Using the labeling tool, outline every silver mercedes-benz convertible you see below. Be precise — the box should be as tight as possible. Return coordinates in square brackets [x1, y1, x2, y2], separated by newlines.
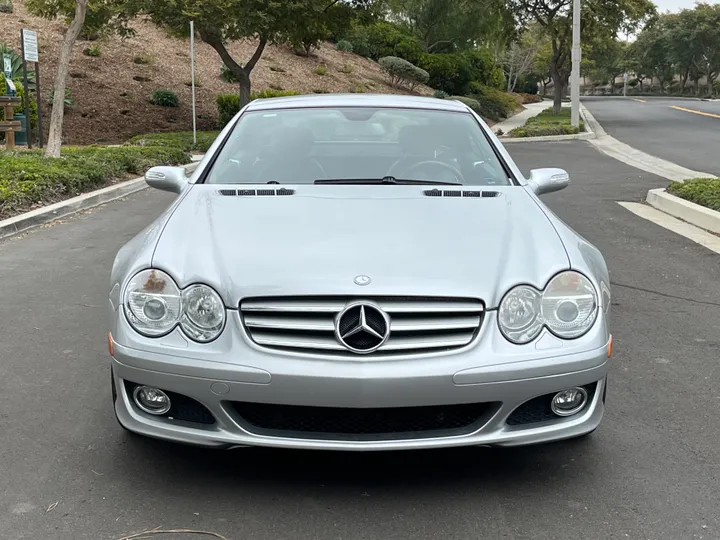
[108, 94, 612, 450]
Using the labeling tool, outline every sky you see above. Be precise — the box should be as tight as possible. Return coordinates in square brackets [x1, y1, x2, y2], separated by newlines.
[653, 0, 718, 12]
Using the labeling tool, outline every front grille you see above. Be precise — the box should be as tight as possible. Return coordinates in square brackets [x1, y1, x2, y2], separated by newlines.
[240, 296, 484, 357]
[230, 402, 497, 440]
[506, 384, 597, 426]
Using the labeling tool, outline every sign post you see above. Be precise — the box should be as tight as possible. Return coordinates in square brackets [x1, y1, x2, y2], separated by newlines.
[20, 29, 42, 148]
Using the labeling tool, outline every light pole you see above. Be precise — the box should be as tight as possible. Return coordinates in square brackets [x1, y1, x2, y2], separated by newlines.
[570, 0, 581, 128]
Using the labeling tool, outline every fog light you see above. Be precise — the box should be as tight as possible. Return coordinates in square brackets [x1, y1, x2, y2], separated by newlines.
[133, 386, 171, 415]
[551, 387, 588, 417]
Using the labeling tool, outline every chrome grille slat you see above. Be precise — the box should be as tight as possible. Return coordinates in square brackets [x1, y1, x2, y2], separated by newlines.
[241, 296, 484, 357]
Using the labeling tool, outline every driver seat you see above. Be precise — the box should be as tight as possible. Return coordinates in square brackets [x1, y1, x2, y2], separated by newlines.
[387, 125, 438, 178]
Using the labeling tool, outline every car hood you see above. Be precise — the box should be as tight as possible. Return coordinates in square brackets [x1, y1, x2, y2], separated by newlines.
[152, 185, 569, 308]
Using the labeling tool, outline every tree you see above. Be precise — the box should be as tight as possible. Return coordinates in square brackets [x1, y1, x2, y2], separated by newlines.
[504, 39, 539, 93]
[692, 2, 720, 95]
[387, 0, 516, 54]
[25, 0, 133, 157]
[135, 0, 346, 107]
[509, 0, 655, 113]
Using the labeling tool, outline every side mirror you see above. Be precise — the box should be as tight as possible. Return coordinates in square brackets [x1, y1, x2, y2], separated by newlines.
[144, 166, 188, 194]
[528, 168, 570, 195]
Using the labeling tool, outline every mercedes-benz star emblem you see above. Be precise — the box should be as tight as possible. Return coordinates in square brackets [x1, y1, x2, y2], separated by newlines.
[354, 275, 371, 286]
[335, 303, 390, 354]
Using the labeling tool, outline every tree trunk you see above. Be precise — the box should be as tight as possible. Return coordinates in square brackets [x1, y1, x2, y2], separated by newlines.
[238, 70, 251, 108]
[551, 71, 563, 115]
[44, 0, 88, 158]
[638, 78, 644, 93]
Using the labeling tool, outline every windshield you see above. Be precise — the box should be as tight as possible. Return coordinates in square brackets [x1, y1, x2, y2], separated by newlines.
[204, 107, 512, 186]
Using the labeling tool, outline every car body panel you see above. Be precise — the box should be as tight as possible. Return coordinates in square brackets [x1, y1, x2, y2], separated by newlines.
[149, 185, 569, 309]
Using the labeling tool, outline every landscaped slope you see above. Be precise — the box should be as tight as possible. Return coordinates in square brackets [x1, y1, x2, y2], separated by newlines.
[2, 0, 432, 144]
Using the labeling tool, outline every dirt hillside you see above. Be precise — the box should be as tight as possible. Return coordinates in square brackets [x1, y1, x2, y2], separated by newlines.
[2, 1, 432, 144]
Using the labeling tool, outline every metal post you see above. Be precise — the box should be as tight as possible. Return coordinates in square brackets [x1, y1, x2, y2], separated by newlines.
[570, 0, 581, 128]
[20, 29, 32, 148]
[35, 61, 43, 148]
[190, 20, 197, 145]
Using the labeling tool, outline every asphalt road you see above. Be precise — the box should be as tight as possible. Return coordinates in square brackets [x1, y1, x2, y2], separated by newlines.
[2, 142, 720, 540]
[582, 96, 720, 176]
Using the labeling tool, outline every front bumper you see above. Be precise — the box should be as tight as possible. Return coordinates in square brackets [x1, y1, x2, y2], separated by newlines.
[110, 311, 611, 450]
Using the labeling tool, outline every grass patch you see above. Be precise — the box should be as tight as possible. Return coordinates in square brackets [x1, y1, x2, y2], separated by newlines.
[0, 145, 189, 219]
[666, 177, 720, 212]
[126, 131, 219, 153]
[509, 107, 583, 137]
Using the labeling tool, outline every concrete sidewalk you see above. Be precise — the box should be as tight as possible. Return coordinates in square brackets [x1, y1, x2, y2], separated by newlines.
[492, 101, 549, 134]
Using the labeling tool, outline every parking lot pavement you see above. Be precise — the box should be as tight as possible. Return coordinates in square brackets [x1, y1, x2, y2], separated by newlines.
[1, 141, 719, 540]
[582, 96, 720, 176]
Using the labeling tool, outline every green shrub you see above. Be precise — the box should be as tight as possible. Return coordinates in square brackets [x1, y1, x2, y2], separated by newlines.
[666, 178, 720, 212]
[418, 53, 473, 95]
[0, 43, 24, 79]
[0, 75, 38, 129]
[216, 90, 300, 126]
[468, 83, 519, 121]
[463, 49, 504, 89]
[220, 64, 237, 83]
[336, 40, 353, 53]
[133, 54, 151, 65]
[150, 89, 179, 107]
[450, 96, 483, 117]
[0, 0, 13, 13]
[509, 125, 580, 137]
[0, 146, 189, 218]
[338, 63, 353, 74]
[314, 64, 328, 76]
[83, 45, 100, 57]
[379, 56, 429, 90]
[126, 131, 219, 153]
[48, 88, 74, 107]
[433, 89, 449, 99]
[344, 21, 423, 64]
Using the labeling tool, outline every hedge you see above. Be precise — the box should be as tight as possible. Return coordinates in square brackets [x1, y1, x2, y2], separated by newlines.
[418, 50, 504, 96]
[343, 21, 423, 65]
[216, 89, 300, 127]
[666, 177, 720, 212]
[468, 83, 520, 121]
[379, 56, 429, 90]
[0, 145, 189, 219]
[126, 131, 220, 153]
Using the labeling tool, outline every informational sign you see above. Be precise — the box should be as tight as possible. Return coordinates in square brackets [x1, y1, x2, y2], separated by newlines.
[22, 29, 39, 63]
[3, 55, 11, 78]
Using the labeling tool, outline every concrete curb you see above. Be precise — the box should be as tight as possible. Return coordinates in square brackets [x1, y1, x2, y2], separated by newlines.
[0, 162, 199, 241]
[582, 105, 716, 183]
[646, 188, 720, 235]
[499, 104, 595, 143]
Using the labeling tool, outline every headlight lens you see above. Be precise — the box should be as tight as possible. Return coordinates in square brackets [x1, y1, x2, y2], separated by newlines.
[123, 270, 225, 342]
[124, 269, 182, 336]
[542, 272, 598, 338]
[498, 285, 543, 343]
[181, 284, 225, 342]
[498, 271, 598, 343]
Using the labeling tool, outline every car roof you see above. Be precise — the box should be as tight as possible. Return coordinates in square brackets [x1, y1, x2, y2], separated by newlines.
[244, 93, 470, 113]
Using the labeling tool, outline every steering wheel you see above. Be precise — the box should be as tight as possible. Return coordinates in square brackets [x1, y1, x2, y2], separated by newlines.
[396, 160, 465, 184]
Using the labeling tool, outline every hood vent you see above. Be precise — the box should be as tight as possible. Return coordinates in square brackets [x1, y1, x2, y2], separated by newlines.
[423, 189, 500, 198]
[218, 188, 296, 197]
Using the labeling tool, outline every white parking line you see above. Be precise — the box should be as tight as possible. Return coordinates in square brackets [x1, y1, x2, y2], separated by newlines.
[618, 202, 720, 255]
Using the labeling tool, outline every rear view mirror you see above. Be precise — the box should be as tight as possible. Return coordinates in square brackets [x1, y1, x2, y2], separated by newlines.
[528, 168, 570, 195]
[144, 166, 188, 194]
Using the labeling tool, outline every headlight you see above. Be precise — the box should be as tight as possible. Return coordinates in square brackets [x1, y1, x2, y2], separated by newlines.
[498, 271, 598, 343]
[181, 284, 225, 342]
[123, 270, 225, 342]
[498, 285, 543, 343]
[124, 269, 182, 337]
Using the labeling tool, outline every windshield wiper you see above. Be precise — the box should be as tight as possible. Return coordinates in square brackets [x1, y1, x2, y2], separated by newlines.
[314, 176, 462, 186]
